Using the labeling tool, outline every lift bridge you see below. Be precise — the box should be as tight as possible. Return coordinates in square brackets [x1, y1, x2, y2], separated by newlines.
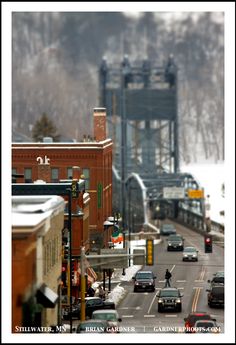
[99, 55, 206, 233]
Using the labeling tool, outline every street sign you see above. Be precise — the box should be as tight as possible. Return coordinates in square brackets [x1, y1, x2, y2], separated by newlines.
[188, 189, 204, 199]
[99, 249, 128, 269]
[133, 249, 145, 265]
[163, 187, 185, 199]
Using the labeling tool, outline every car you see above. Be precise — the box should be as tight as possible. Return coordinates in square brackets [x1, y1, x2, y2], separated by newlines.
[208, 271, 224, 286]
[206, 285, 224, 308]
[62, 297, 115, 320]
[167, 234, 184, 251]
[184, 312, 216, 333]
[182, 246, 198, 261]
[160, 223, 176, 236]
[91, 310, 122, 332]
[132, 270, 156, 292]
[193, 320, 220, 333]
[76, 320, 109, 333]
[157, 287, 183, 312]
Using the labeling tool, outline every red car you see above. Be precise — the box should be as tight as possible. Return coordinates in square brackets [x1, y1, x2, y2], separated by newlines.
[184, 312, 216, 333]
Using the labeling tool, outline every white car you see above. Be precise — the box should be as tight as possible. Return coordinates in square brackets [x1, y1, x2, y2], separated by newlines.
[91, 309, 122, 332]
[182, 246, 198, 261]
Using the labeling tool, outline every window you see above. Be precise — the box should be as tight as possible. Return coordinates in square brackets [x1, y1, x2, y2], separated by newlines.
[82, 168, 90, 189]
[67, 167, 73, 179]
[51, 168, 59, 182]
[12, 168, 17, 183]
[24, 168, 32, 183]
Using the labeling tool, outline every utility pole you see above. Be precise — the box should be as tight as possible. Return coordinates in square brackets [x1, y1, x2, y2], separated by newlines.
[66, 188, 73, 333]
[80, 246, 86, 321]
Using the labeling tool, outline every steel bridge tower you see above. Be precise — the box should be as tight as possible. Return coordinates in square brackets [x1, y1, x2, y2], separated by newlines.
[99, 55, 203, 232]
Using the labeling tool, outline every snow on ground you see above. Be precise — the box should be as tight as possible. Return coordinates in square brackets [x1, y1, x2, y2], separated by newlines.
[92, 239, 161, 306]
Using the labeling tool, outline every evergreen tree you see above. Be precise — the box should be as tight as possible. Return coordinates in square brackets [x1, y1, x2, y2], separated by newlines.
[32, 113, 60, 142]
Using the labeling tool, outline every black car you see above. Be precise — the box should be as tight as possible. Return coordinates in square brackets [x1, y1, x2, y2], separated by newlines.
[167, 234, 184, 251]
[132, 271, 156, 292]
[62, 297, 115, 320]
[208, 271, 224, 286]
[206, 285, 224, 308]
[157, 287, 183, 312]
[160, 223, 177, 236]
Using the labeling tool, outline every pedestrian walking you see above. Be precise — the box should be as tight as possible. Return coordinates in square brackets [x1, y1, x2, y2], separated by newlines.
[165, 269, 172, 287]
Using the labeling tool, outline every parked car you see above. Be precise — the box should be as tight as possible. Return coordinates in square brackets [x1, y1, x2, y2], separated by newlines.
[157, 287, 183, 312]
[206, 285, 224, 308]
[91, 310, 122, 332]
[167, 234, 184, 251]
[193, 320, 220, 333]
[184, 312, 216, 333]
[160, 223, 176, 236]
[182, 246, 198, 261]
[132, 270, 156, 292]
[76, 320, 109, 333]
[62, 297, 115, 320]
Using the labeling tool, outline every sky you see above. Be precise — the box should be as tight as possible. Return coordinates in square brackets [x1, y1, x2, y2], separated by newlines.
[1, 2, 235, 344]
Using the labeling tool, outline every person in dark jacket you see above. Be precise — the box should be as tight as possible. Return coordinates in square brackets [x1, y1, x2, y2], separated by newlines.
[87, 284, 95, 297]
[165, 269, 172, 287]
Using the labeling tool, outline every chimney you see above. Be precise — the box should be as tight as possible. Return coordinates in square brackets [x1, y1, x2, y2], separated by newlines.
[93, 107, 106, 141]
[37, 156, 51, 182]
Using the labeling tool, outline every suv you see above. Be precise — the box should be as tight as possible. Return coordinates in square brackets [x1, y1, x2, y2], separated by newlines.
[208, 271, 224, 286]
[184, 312, 216, 333]
[160, 223, 176, 236]
[132, 271, 156, 292]
[167, 234, 184, 251]
[206, 285, 224, 308]
[157, 287, 183, 312]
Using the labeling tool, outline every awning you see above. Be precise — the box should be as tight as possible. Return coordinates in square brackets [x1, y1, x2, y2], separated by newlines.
[36, 283, 58, 308]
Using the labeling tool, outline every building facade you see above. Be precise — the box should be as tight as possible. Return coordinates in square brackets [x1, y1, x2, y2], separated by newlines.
[12, 195, 65, 332]
[12, 108, 113, 251]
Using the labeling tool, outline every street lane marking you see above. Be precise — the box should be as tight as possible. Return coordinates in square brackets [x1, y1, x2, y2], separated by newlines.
[147, 292, 158, 314]
[122, 315, 134, 318]
[176, 280, 186, 282]
[144, 315, 155, 317]
[165, 315, 177, 318]
[170, 265, 175, 273]
[194, 280, 204, 282]
[192, 287, 201, 312]
[159, 280, 165, 283]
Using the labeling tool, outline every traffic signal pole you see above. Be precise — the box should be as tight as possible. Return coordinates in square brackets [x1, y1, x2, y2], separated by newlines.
[80, 246, 86, 321]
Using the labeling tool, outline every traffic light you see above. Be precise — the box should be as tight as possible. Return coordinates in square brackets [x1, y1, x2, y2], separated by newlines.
[146, 239, 154, 265]
[204, 235, 212, 253]
[64, 245, 69, 260]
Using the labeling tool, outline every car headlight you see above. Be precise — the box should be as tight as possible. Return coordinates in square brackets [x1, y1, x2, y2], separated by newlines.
[184, 254, 188, 257]
[179, 243, 183, 246]
[192, 254, 196, 257]
[176, 298, 181, 303]
[168, 243, 171, 245]
[158, 298, 163, 303]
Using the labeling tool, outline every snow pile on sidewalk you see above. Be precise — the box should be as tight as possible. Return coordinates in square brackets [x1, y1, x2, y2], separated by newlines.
[107, 285, 127, 306]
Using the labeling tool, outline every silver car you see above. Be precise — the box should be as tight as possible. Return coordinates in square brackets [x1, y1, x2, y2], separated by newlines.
[182, 246, 198, 261]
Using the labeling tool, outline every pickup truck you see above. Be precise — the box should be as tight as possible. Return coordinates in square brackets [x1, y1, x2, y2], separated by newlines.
[62, 297, 115, 320]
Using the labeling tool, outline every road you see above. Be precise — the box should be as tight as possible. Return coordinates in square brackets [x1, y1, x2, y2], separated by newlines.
[116, 221, 224, 333]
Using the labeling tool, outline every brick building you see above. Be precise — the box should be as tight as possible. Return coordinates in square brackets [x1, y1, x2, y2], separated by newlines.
[12, 108, 113, 251]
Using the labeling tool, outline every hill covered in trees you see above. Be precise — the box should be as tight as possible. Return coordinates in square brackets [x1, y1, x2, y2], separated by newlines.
[12, 12, 224, 163]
